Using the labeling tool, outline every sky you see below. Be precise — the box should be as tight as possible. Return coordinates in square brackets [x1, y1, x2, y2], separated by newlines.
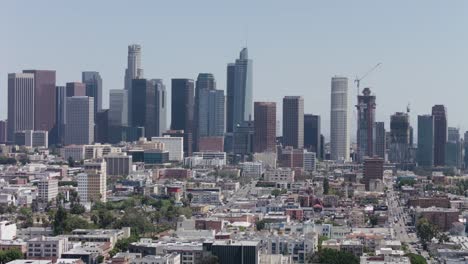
[1, 0, 468, 140]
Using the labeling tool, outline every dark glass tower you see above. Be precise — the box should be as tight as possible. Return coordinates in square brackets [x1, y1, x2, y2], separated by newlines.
[82, 71, 103, 117]
[282, 96, 304, 149]
[304, 114, 321, 158]
[254, 102, 276, 153]
[432, 105, 447, 167]
[131, 79, 156, 138]
[171, 79, 195, 155]
[356, 87, 376, 162]
[417, 115, 434, 167]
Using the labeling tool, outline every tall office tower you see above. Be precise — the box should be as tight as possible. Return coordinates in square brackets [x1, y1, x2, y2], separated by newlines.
[356, 87, 376, 162]
[282, 96, 304, 149]
[374, 122, 386, 160]
[65, 96, 94, 145]
[446, 127, 462, 168]
[95, 110, 109, 143]
[330, 76, 349, 161]
[23, 70, 56, 134]
[124, 44, 144, 90]
[388, 112, 410, 164]
[233, 120, 254, 156]
[171, 79, 194, 156]
[66, 82, 86, 97]
[82, 71, 103, 115]
[7, 73, 35, 142]
[53, 86, 66, 145]
[0, 120, 6, 144]
[417, 115, 434, 167]
[226, 47, 253, 132]
[195, 73, 216, 150]
[320, 134, 325, 160]
[109, 89, 128, 127]
[151, 79, 167, 136]
[131, 79, 156, 138]
[432, 105, 447, 167]
[304, 114, 321, 158]
[253, 102, 276, 153]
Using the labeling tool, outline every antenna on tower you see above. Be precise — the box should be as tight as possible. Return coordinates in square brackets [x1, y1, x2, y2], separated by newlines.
[244, 25, 249, 47]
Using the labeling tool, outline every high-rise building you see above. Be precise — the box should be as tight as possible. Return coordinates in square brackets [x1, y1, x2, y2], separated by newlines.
[233, 120, 254, 156]
[417, 115, 434, 168]
[66, 82, 86, 97]
[226, 48, 253, 132]
[82, 71, 103, 116]
[356, 87, 376, 162]
[124, 44, 144, 90]
[77, 171, 106, 203]
[54, 86, 66, 144]
[330, 76, 349, 161]
[131, 79, 156, 138]
[432, 105, 447, 167]
[151, 79, 167, 137]
[171, 79, 194, 156]
[7, 73, 35, 142]
[23, 70, 56, 135]
[446, 127, 462, 169]
[253, 102, 276, 153]
[363, 157, 384, 191]
[282, 96, 304, 149]
[195, 73, 225, 151]
[374, 122, 386, 160]
[65, 96, 94, 145]
[0, 120, 6, 144]
[464, 132, 468, 170]
[109, 89, 128, 127]
[95, 110, 109, 143]
[304, 114, 321, 158]
[37, 178, 58, 202]
[388, 112, 410, 164]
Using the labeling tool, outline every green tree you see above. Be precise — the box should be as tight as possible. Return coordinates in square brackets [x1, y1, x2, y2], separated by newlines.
[70, 203, 86, 214]
[369, 215, 378, 227]
[53, 206, 68, 235]
[0, 248, 24, 263]
[416, 217, 439, 249]
[318, 248, 359, 264]
[323, 177, 329, 195]
[256, 220, 266, 231]
[406, 253, 427, 264]
[68, 156, 75, 167]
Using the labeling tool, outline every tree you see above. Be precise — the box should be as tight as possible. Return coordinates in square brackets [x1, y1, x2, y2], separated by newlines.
[406, 253, 427, 264]
[53, 206, 68, 235]
[0, 248, 24, 263]
[68, 156, 75, 167]
[369, 215, 378, 227]
[256, 220, 266, 231]
[70, 203, 86, 214]
[318, 248, 359, 264]
[323, 177, 329, 195]
[416, 217, 439, 249]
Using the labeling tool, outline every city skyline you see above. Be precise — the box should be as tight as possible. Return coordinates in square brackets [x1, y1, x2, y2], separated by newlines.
[2, 1, 468, 138]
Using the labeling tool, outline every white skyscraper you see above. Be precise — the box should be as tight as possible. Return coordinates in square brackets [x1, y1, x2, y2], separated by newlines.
[124, 44, 144, 125]
[330, 76, 349, 161]
[65, 96, 94, 145]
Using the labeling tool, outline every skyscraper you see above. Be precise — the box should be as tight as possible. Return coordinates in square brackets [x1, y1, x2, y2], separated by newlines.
[195, 73, 220, 150]
[226, 48, 253, 132]
[82, 71, 103, 116]
[330, 76, 349, 161]
[254, 102, 276, 153]
[446, 127, 462, 168]
[7, 73, 35, 142]
[66, 82, 86, 97]
[109, 89, 128, 127]
[432, 105, 447, 167]
[151, 79, 167, 137]
[171, 79, 195, 156]
[23, 70, 56, 135]
[388, 112, 410, 164]
[54, 85, 66, 144]
[374, 122, 386, 160]
[131, 79, 156, 138]
[464, 132, 468, 170]
[95, 110, 109, 143]
[0, 120, 6, 144]
[356, 87, 376, 162]
[282, 96, 304, 149]
[65, 96, 94, 145]
[124, 44, 144, 125]
[417, 115, 434, 167]
[304, 114, 321, 158]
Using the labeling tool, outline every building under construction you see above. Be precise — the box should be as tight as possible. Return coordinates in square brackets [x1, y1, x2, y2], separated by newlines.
[356, 87, 376, 163]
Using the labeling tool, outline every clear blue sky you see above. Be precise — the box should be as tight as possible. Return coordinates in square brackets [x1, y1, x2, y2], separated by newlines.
[1, 0, 468, 139]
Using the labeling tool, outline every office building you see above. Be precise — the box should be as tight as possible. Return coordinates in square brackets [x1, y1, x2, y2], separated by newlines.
[330, 76, 349, 161]
[207, 240, 259, 264]
[388, 112, 410, 164]
[65, 96, 94, 145]
[152, 79, 167, 136]
[282, 96, 304, 149]
[54, 86, 66, 144]
[27, 236, 69, 260]
[432, 105, 447, 167]
[23, 70, 56, 135]
[104, 154, 133, 177]
[151, 136, 184, 161]
[131, 79, 157, 137]
[171, 79, 194, 155]
[356, 88, 376, 162]
[82, 71, 103, 115]
[14, 130, 48, 148]
[0, 120, 6, 144]
[7, 73, 35, 142]
[226, 47, 253, 132]
[66, 82, 86, 97]
[374, 122, 386, 160]
[464, 132, 468, 170]
[124, 44, 144, 90]
[363, 157, 384, 191]
[233, 120, 254, 156]
[304, 114, 321, 158]
[95, 110, 109, 143]
[254, 102, 276, 153]
[37, 178, 58, 202]
[77, 172, 106, 203]
[417, 115, 434, 167]
[109, 89, 128, 127]
[303, 151, 317, 172]
[195, 73, 216, 150]
[446, 127, 462, 169]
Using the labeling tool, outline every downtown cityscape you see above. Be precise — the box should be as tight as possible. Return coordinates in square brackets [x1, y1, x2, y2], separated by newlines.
[1, 2, 468, 264]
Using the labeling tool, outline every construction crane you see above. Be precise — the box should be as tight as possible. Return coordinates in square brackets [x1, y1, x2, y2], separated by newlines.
[354, 63, 382, 95]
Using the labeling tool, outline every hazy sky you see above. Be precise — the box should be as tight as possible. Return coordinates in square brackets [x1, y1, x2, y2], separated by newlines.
[1, 0, 468, 139]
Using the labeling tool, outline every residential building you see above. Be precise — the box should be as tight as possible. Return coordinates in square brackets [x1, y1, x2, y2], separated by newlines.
[356, 88, 376, 162]
[363, 157, 384, 191]
[37, 178, 58, 202]
[77, 172, 106, 203]
[27, 236, 69, 260]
